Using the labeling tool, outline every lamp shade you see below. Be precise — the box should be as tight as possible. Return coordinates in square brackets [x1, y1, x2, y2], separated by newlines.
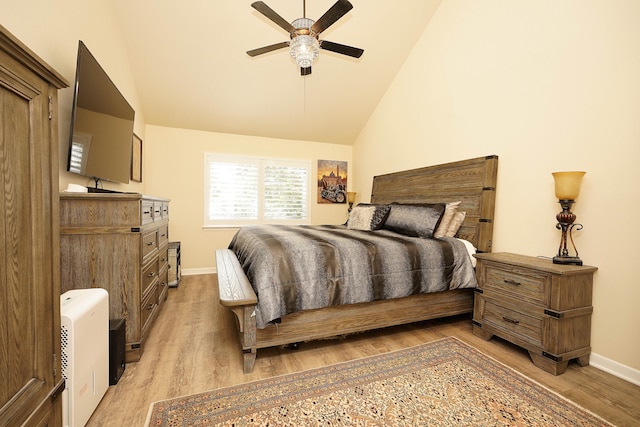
[347, 192, 357, 204]
[552, 171, 586, 200]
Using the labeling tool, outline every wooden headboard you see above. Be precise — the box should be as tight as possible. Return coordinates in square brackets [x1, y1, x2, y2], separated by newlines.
[370, 155, 498, 253]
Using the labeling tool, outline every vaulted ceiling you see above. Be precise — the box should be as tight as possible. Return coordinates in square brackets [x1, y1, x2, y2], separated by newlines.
[111, 0, 442, 145]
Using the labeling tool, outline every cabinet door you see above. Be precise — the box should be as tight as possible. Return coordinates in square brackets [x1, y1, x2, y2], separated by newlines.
[0, 47, 63, 426]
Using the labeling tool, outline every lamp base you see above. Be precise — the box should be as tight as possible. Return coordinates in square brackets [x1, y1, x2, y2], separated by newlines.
[553, 255, 583, 266]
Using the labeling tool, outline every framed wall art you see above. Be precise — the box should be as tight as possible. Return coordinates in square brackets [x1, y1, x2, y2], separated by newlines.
[317, 159, 347, 204]
[131, 133, 142, 182]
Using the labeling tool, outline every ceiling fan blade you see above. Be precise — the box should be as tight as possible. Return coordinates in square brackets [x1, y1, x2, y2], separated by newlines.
[311, 0, 353, 35]
[319, 40, 363, 58]
[247, 41, 290, 57]
[301, 66, 312, 76]
[251, 1, 295, 33]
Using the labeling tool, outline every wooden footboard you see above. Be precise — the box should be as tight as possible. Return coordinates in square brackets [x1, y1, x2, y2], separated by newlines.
[216, 249, 258, 373]
[216, 249, 474, 373]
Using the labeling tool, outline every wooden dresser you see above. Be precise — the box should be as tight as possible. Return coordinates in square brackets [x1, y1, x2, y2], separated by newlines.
[1, 24, 68, 427]
[60, 193, 170, 362]
[472, 252, 597, 375]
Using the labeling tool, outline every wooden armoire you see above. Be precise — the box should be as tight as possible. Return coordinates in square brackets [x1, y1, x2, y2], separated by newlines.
[0, 25, 69, 426]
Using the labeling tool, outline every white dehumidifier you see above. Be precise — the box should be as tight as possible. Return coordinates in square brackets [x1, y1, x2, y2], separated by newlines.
[60, 288, 109, 427]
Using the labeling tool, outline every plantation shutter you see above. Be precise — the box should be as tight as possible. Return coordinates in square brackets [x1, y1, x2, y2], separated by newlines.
[205, 154, 310, 226]
[263, 160, 309, 221]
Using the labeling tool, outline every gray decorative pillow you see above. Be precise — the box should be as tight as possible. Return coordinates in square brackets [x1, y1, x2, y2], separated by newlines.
[383, 203, 446, 238]
[347, 204, 391, 231]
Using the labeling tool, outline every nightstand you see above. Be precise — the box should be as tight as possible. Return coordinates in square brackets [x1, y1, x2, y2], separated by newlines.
[472, 252, 598, 375]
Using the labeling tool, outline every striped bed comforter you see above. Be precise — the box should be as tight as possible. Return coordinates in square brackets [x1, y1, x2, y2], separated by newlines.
[228, 224, 477, 329]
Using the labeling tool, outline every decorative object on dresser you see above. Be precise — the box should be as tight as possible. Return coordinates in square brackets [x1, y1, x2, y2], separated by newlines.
[552, 171, 586, 265]
[60, 193, 170, 362]
[218, 155, 498, 373]
[472, 252, 597, 375]
[0, 24, 69, 426]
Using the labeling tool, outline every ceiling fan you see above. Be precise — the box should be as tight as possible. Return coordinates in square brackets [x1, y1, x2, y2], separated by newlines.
[247, 0, 364, 75]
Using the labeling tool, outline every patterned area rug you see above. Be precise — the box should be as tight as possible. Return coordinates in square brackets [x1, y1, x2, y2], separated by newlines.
[145, 337, 611, 426]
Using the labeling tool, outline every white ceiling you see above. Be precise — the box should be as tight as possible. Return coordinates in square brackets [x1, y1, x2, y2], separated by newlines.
[112, 0, 442, 145]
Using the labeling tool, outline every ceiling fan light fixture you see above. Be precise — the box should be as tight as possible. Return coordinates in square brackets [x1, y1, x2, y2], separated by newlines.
[248, 1, 363, 74]
[290, 34, 320, 68]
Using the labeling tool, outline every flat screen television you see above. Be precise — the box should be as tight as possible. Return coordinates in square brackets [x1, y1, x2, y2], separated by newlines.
[67, 41, 135, 186]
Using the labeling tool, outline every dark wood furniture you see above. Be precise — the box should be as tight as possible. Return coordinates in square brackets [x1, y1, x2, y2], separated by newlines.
[472, 252, 597, 375]
[59, 193, 170, 362]
[218, 155, 498, 373]
[0, 24, 68, 426]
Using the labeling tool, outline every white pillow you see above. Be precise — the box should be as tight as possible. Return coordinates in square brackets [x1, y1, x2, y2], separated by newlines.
[434, 201, 461, 238]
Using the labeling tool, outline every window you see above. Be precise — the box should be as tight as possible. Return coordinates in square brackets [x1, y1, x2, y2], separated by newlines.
[204, 154, 311, 227]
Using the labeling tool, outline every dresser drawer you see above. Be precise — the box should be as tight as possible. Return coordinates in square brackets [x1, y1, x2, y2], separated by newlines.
[478, 295, 544, 347]
[158, 224, 169, 246]
[483, 263, 549, 304]
[140, 285, 158, 334]
[142, 229, 158, 260]
[141, 258, 159, 298]
[141, 200, 154, 225]
[158, 262, 169, 304]
[153, 201, 162, 221]
[158, 244, 169, 269]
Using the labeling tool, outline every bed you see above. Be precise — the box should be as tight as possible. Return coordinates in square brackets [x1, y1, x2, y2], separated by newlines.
[216, 155, 498, 373]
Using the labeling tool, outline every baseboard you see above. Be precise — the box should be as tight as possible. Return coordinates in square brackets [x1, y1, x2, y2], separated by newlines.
[182, 267, 215, 276]
[590, 352, 640, 386]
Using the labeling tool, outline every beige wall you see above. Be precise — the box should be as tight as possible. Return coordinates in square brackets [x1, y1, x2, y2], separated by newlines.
[353, 1, 640, 374]
[2, 0, 146, 194]
[143, 125, 352, 272]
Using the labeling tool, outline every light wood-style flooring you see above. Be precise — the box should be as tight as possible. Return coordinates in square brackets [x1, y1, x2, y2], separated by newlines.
[88, 274, 640, 426]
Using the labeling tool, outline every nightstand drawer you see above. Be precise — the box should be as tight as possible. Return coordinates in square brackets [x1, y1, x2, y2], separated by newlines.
[479, 296, 543, 346]
[483, 264, 549, 304]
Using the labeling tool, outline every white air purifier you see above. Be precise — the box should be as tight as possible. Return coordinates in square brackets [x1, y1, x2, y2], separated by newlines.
[60, 288, 109, 427]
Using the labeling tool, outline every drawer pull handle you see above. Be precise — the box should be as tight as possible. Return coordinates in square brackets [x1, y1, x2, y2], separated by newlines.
[147, 272, 156, 278]
[503, 316, 520, 324]
[503, 279, 522, 286]
[148, 303, 155, 310]
[147, 241, 154, 246]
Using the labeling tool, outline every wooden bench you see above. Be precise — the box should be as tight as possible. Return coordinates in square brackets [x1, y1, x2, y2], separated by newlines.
[216, 249, 258, 372]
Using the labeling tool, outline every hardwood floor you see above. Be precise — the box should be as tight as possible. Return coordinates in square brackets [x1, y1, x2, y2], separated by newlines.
[88, 274, 640, 426]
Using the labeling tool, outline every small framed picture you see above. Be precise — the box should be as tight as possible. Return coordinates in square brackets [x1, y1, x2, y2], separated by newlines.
[131, 133, 142, 182]
[317, 159, 348, 204]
